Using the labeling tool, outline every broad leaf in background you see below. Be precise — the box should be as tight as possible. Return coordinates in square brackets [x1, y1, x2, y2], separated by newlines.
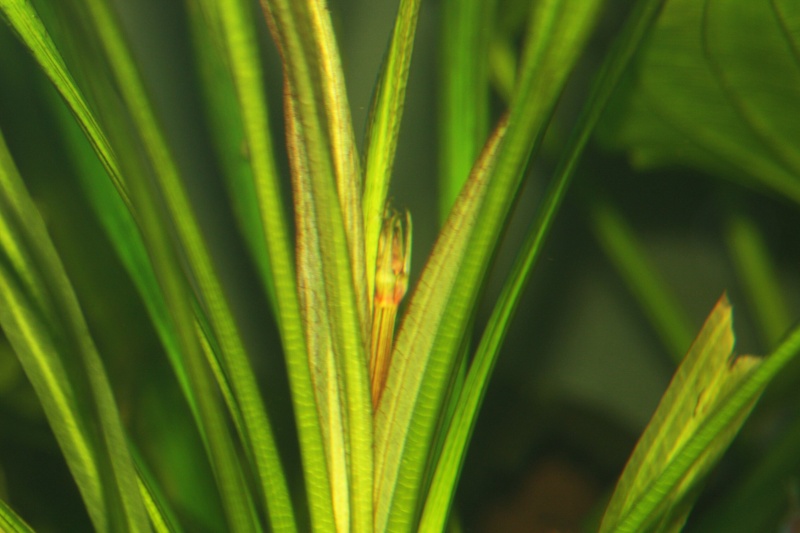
[598, 0, 800, 205]
[599, 295, 764, 533]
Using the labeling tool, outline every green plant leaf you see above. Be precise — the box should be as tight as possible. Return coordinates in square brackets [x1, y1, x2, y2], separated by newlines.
[65, 0, 295, 528]
[598, 0, 800, 205]
[49, 90, 199, 425]
[374, 117, 506, 533]
[186, 0, 278, 313]
[48, 76, 259, 532]
[4, 1, 277, 529]
[418, 2, 668, 528]
[0, 128, 149, 532]
[375, 4, 606, 531]
[598, 295, 765, 532]
[0, 0, 129, 208]
[132, 446, 185, 533]
[0, 497, 34, 533]
[261, 1, 372, 530]
[362, 0, 421, 300]
[437, 0, 494, 223]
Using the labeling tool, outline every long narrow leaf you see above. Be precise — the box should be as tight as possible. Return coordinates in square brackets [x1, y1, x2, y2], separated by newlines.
[288, 95, 347, 531]
[362, 0, 422, 303]
[438, 0, 494, 223]
[0, 0, 129, 208]
[112, 132, 260, 533]
[48, 90, 199, 424]
[9, 2, 265, 529]
[71, 0, 294, 528]
[0, 128, 149, 532]
[0, 498, 34, 533]
[261, 1, 373, 530]
[418, 2, 667, 528]
[375, 2, 605, 531]
[186, 0, 279, 312]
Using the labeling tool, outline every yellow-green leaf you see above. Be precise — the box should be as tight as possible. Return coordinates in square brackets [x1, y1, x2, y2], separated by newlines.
[362, 0, 422, 303]
[599, 295, 763, 532]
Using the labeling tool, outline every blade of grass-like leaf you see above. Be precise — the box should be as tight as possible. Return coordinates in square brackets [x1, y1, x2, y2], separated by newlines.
[375, 2, 604, 530]
[724, 210, 791, 348]
[262, 0, 369, 331]
[7, 3, 268, 529]
[262, 1, 373, 530]
[286, 93, 345, 532]
[113, 133, 260, 533]
[374, 117, 507, 533]
[131, 446, 185, 533]
[48, 91, 199, 423]
[438, 0, 494, 223]
[418, 3, 667, 528]
[0, 129, 150, 532]
[190, 0, 339, 530]
[185, 0, 278, 312]
[0, 498, 33, 533]
[591, 199, 694, 361]
[73, 0, 296, 528]
[52, 78, 271, 526]
[598, 295, 766, 532]
[0, 0, 129, 208]
[362, 0, 421, 302]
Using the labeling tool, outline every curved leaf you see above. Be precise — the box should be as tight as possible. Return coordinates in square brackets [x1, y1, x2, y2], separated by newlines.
[599, 0, 800, 205]
[71, 0, 292, 528]
[0, 128, 149, 532]
[0, 0, 129, 207]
